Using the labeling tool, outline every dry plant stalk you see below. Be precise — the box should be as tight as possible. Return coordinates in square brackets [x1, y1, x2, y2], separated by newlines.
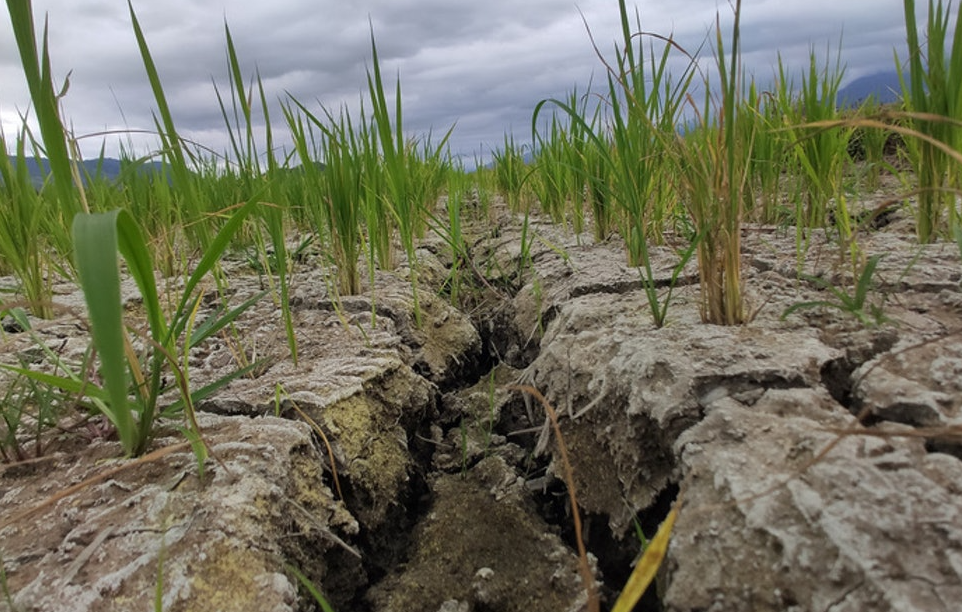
[0, 441, 191, 531]
[282, 398, 345, 501]
[509, 384, 599, 612]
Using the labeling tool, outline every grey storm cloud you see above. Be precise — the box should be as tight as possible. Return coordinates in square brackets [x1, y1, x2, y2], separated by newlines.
[0, 0, 913, 163]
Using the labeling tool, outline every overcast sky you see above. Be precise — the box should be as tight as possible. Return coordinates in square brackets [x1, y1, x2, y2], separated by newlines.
[0, 1, 915, 166]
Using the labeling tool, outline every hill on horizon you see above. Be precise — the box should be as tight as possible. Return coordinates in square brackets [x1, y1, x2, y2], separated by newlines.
[6, 156, 169, 189]
[837, 70, 904, 107]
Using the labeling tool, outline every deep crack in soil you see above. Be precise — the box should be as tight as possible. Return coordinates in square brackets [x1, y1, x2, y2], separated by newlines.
[2, 191, 962, 612]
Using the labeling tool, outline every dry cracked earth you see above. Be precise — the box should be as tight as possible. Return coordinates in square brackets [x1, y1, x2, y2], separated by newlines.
[1, 184, 962, 612]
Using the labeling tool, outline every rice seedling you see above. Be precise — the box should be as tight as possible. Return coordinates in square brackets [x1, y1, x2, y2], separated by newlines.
[849, 96, 898, 192]
[492, 134, 531, 212]
[531, 112, 574, 225]
[470, 157, 495, 219]
[582, 139, 613, 242]
[0, 352, 66, 462]
[0, 370, 32, 462]
[367, 35, 437, 325]
[125, 0, 221, 256]
[424, 162, 472, 304]
[0, 200, 263, 458]
[777, 47, 852, 231]
[597, 4, 692, 260]
[561, 86, 608, 240]
[531, 87, 612, 239]
[0, 132, 59, 319]
[739, 80, 792, 225]
[316, 107, 365, 296]
[781, 253, 887, 326]
[216, 24, 299, 364]
[671, 0, 751, 325]
[772, 47, 867, 281]
[534, 0, 696, 327]
[899, 0, 962, 243]
[354, 112, 397, 276]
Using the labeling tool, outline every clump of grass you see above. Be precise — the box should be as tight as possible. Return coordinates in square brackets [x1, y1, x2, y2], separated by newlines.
[773, 46, 864, 279]
[672, 0, 751, 325]
[0, 132, 59, 319]
[777, 46, 852, 231]
[366, 33, 453, 326]
[218, 24, 299, 364]
[899, 0, 962, 242]
[492, 134, 532, 212]
[284, 29, 451, 325]
[739, 82, 786, 224]
[531, 112, 574, 225]
[69, 205, 262, 456]
[127, 2, 201, 248]
[286, 100, 366, 297]
[533, 0, 695, 327]
[424, 161, 473, 305]
[0, 353, 63, 463]
[782, 254, 887, 326]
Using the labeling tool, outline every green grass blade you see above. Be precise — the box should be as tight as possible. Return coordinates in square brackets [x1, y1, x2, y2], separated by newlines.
[0, 363, 108, 402]
[115, 210, 166, 341]
[853, 254, 882, 307]
[285, 564, 336, 612]
[5, 1, 77, 220]
[72, 210, 138, 455]
[172, 198, 261, 339]
[188, 289, 269, 348]
[160, 360, 265, 416]
[127, 0, 204, 247]
[127, 0, 187, 184]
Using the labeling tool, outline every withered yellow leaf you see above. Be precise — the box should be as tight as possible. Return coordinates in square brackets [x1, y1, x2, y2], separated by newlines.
[611, 505, 679, 612]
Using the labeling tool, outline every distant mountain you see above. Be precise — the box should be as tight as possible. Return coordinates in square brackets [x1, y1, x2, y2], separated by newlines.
[837, 70, 904, 107]
[5, 156, 168, 189]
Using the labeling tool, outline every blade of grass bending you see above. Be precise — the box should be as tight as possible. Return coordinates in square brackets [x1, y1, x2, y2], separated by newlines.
[0, 363, 108, 403]
[127, 0, 189, 190]
[188, 289, 270, 348]
[73, 210, 138, 455]
[127, 0, 209, 249]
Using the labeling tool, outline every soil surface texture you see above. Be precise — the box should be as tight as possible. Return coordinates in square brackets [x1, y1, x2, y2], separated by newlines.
[2, 188, 961, 612]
